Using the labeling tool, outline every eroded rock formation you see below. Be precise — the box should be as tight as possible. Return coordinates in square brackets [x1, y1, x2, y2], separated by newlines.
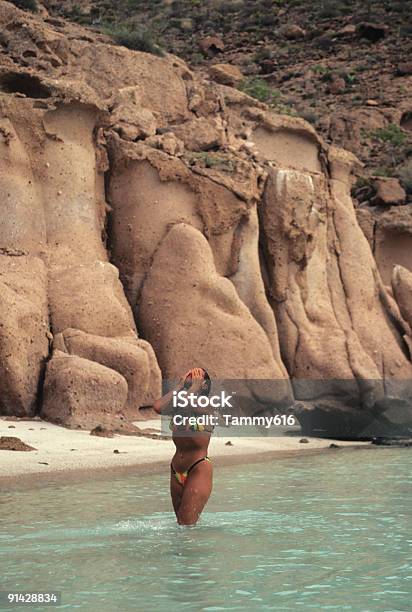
[0, 1, 411, 436]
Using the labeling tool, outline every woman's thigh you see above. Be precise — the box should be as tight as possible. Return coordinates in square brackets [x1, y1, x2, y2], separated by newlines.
[177, 461, 213, 525]
[170, 472, 183, 516]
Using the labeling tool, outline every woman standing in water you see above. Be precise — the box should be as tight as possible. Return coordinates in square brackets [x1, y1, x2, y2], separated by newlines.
[153, 368, 213, 526]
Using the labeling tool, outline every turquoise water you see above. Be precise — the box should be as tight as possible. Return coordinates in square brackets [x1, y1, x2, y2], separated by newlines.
[1, 448, 411, 611]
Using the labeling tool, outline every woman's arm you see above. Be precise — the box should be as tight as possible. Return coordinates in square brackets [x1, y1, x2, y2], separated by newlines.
[152, 371, 193, 415]
[152, 369, 207, 415]
[152, 386, 180, 415]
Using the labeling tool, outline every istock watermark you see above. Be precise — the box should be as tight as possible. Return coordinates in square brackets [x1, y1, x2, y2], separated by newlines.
[172, 390, 234, 409]
[161, 380, 299, 437]
[159, 377, 412, 438]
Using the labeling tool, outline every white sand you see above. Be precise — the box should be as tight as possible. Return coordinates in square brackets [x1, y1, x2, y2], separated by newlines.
[0, 417, 371, 485]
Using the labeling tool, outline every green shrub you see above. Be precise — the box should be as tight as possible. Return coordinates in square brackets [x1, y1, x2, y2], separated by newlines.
[400, 25, 412, 37]
[312, 64, 330, 75]
[372, 166, 395, 178]
[317, 1, 342, 19]
[215, 0, 243, 14]
[320, 70, 333, 82]
[343, 72, 358, 85]
[104, 25, 165, 56]
[253, 47, 272, 62]
[351, 175, 374, 200]
[353, 176, 373, 190]
[185, 152, 236, 172]
[10, 0, 38, 11]
[300, 109, 319, 125]
[239, 77, 281, 105]
[190, 52, 204, 65]
[371, 124, 407, 146]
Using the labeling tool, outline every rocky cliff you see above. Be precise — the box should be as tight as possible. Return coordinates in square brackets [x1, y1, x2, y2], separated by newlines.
[1, 0, 411, 437]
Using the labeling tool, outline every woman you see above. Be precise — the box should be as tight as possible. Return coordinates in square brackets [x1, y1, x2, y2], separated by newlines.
[153, 368, 213, 526]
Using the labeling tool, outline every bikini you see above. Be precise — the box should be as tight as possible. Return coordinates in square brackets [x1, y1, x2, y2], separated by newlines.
[171, 456, 212, 487]
[169, 414, 214, 486]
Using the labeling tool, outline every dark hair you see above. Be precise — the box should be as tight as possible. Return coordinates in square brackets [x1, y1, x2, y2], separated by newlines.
[200, 369, 211, 397]
[183, 368, 211, 396]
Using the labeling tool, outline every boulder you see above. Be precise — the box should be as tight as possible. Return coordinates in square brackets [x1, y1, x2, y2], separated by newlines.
[356, 22, 388, 42]
[282, 25, 306, 40]
[171, 116, 225, 151]
[0, 437, 36, 451]
[295, 401, 412, 439]
[199, 35, 225, 56]
[57, 328, 161, 411]
[110, 86, 157, 141]
[41, 352, 129, 429]
[90, 425, 114, 438]
[336, 24, 356, 37]
[209, 63, 244, 87]
[328, 107, 386, 155]
[372, 177, 406, 206]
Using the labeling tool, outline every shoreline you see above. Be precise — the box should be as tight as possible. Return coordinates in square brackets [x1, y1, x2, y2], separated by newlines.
[1, 417, 374, 489]
[2, 445, 377, 490]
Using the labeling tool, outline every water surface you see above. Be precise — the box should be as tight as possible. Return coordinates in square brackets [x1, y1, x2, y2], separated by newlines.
[1, 448, 411, 611]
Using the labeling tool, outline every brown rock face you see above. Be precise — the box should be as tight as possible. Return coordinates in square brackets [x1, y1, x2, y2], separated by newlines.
[0, 256, 48, 417]
[209, 64, 244, 87]
[372, 178, 407, 206]
[139, 224, 287, 378]
[0, 1, 412, 437]
[374, 205, 412, 284]
[42, 352, 129, 429]
[392, 266, 412, 330]
[57, 329, 160, 411]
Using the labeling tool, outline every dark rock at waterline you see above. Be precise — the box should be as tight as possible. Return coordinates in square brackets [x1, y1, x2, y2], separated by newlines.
[372, 437, 412, 447]
[294, 400, 412, 440]
[90, 425, 114, 438]
[0, 436, 36, 451]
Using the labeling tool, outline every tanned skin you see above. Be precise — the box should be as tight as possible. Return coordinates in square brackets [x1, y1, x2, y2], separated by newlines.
[153, 368, 213, 526]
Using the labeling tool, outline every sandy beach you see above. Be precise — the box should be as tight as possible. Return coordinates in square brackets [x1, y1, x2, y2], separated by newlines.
[0, 416, 373, 486]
